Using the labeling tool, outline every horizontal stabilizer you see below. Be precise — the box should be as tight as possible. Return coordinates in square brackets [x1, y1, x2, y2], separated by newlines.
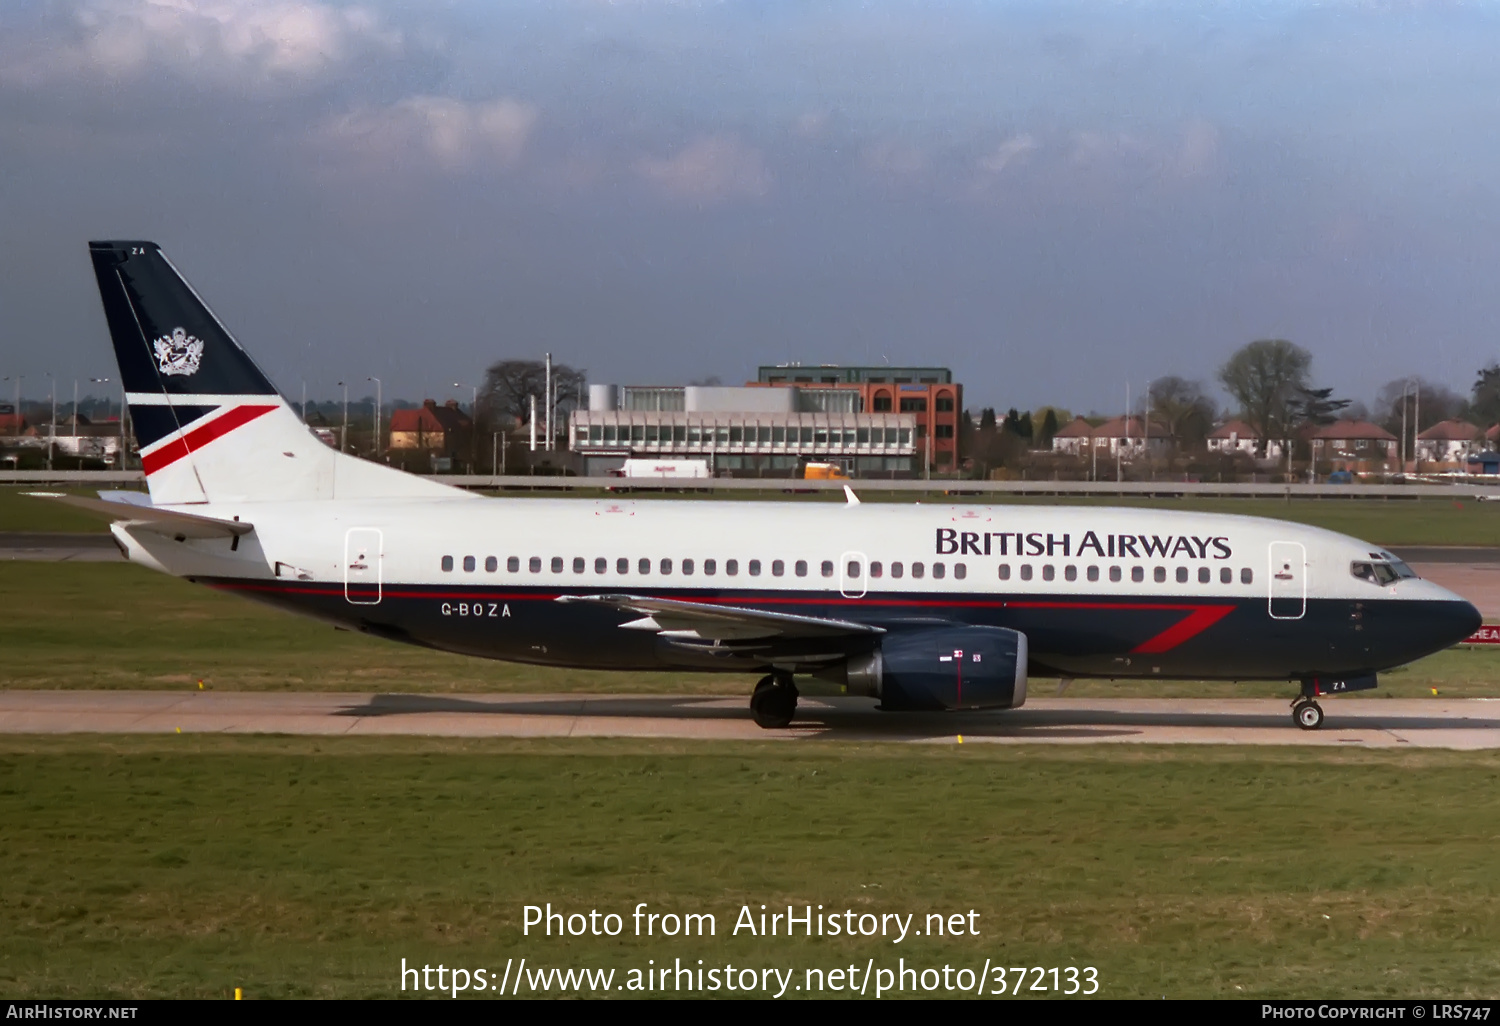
[22, 492, 253, 538]
[557, 593, 884, 641]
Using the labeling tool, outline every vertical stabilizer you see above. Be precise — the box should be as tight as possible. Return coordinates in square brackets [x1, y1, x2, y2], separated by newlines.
[88, 241, 465, 505]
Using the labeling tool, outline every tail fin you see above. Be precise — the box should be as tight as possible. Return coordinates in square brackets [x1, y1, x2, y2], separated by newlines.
[89, 241, 464, 506]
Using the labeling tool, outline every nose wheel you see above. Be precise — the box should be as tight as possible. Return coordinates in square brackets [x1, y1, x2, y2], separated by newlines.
[1292, 699, 1324, 730]
[750, 673, 799, 729]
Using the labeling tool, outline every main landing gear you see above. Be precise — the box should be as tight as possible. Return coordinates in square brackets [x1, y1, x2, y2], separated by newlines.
[750, 673, 799, 729]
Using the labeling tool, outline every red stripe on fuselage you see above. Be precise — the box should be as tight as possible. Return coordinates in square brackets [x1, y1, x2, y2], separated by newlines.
[207, 579, 1236, 653]
[1130, 604, 1235, 654]
[141, 404, 278, 475]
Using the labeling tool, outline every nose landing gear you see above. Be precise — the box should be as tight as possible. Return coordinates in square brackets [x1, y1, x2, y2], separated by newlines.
[750, 673, 799, 729]
[1291, 673, 1378, 730]
[1292, 699, 1324, 730]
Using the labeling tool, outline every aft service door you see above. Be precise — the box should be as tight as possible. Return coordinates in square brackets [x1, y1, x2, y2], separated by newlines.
[1268, 541, 1306, 620]
[839, 551, 868, 599]
[344, 528, 383, 605]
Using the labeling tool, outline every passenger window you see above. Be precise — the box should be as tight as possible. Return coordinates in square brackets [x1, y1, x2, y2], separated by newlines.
[463, 556, 476, 572]
[1197, 566, 1210, 584]
[821, 560, 835, 578]
[704, 559, 716, 576]
[683, 558, 695, 575]
[795, 560, 808, 577]
[953, 563, 966, 580]
[572, 557, 585, 574]
[911, 562, 925, 579]
[749, 559, 761, 576]
[1220, 567, 1232, 584]
[595, 557, 607, 574]
[1109, 566, 1121, 583]
[998, 564, 1011, 581]
[1153, 566, 1166, 583]
[661, 558, 673, 575]
[1020, 564, 1033, 581]
[639, 557, 651, 575]
[870, 561, 883, 578]
[891, 562, 904, 579]
[1086, 565, 1098, 582]
[507, 556, 520, 573]
[772, 560, 785, 577]
[1065, 565, 1077, 582]
[1042, 565, 1055, 581]
[725, 559, 738, 575]
[617, 558, 629, 574]
[551, 557, 564, 573]
[1241, 567, 1253, 584]
[846, 560, 860, 577]
[1176, 566, 1188, 584]
[1131, 566, 1144, 583]
[529, 557, 542, 573]
[933, 562, 946, 579]
[441, 555, 454, 572]
[485, 556, 498, 572]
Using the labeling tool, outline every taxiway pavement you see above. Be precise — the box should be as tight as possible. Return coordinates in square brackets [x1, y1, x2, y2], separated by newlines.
[4, 691, 1500, 749]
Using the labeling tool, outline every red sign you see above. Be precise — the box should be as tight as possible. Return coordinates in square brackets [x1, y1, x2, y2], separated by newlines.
[1462, 625, 1500, 645]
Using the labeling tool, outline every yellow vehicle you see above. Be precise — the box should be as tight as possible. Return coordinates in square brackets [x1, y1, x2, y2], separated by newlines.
[803, 461, 849, 480]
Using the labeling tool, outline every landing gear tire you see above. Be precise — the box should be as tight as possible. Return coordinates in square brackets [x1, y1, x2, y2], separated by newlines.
[750, 674, 799, 729]
[1293, 700, 1324, 731]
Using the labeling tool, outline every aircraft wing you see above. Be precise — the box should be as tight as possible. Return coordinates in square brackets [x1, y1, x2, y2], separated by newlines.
[23, 492, 253, 539]
[556, 593, 884, 642]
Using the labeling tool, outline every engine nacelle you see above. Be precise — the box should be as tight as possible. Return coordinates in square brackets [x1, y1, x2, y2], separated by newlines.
[835, 626, 1028, 711]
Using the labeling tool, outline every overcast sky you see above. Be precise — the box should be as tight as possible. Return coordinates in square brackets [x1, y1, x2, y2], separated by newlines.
[3, 0, 1497, 414]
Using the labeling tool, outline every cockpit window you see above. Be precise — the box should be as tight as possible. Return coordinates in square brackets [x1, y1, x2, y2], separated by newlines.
[1351, 561, 1399, 586]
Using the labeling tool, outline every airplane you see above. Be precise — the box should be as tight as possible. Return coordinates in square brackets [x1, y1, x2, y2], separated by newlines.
[37, 240, 1482, 732]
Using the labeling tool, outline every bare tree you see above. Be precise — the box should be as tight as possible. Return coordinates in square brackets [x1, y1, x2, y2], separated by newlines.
[478, 359, 587, 437]
[1374, 377, 1464, 435]
[1148, 377, 1216, 449]
[1217, 339, 1312, 453]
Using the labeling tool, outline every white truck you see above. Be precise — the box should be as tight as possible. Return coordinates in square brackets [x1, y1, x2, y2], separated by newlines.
[612, 458, 711, 479]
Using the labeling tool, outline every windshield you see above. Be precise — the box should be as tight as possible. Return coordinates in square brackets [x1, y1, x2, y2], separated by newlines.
[1351, 560, 1415, 586]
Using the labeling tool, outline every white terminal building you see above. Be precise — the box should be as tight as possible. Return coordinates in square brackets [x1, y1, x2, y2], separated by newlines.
[572, 384, 917, 477]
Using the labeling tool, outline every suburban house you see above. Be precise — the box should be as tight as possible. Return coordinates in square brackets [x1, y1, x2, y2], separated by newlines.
[1050, 415, 1169, 458]
[1416, 419, 1482, 463]
[1206, 419, 1284, 459]
[1050, 416, 1095, 455]
[388, 399, 473, 457]
[1307, 420, 1398, 466]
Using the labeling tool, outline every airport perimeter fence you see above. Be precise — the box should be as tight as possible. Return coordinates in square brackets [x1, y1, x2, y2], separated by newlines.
[5, 469, 1500, 500]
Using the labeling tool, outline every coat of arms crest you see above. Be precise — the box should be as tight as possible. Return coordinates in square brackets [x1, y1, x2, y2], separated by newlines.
[153, 327, 204, 376]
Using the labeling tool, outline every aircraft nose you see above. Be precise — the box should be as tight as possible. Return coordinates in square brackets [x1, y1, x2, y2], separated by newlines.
[1455, 600, 1484, 644]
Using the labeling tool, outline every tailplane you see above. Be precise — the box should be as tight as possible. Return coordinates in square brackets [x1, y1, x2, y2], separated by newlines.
[88, 241, 465, 505]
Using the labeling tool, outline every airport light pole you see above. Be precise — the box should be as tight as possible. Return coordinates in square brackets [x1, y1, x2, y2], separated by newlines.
[337, 381, 349, 452]
[453, 381, 478, 472]
[367, 376, 382, 459]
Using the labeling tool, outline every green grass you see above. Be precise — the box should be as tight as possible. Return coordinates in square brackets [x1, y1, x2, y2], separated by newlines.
[1, 736, 1498, 998]
[5, 485, 1500, 545]
[2, 562, 1498, 698]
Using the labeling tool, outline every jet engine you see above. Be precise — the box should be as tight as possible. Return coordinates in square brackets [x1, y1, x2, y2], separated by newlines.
[829, 626, 1028, 711]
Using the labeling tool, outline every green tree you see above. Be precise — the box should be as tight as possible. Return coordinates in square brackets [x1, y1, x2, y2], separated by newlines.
[1037, 408, 1059, 449]
[1471, 365, 1500, 429]
[1217, 339, 1312, 453]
